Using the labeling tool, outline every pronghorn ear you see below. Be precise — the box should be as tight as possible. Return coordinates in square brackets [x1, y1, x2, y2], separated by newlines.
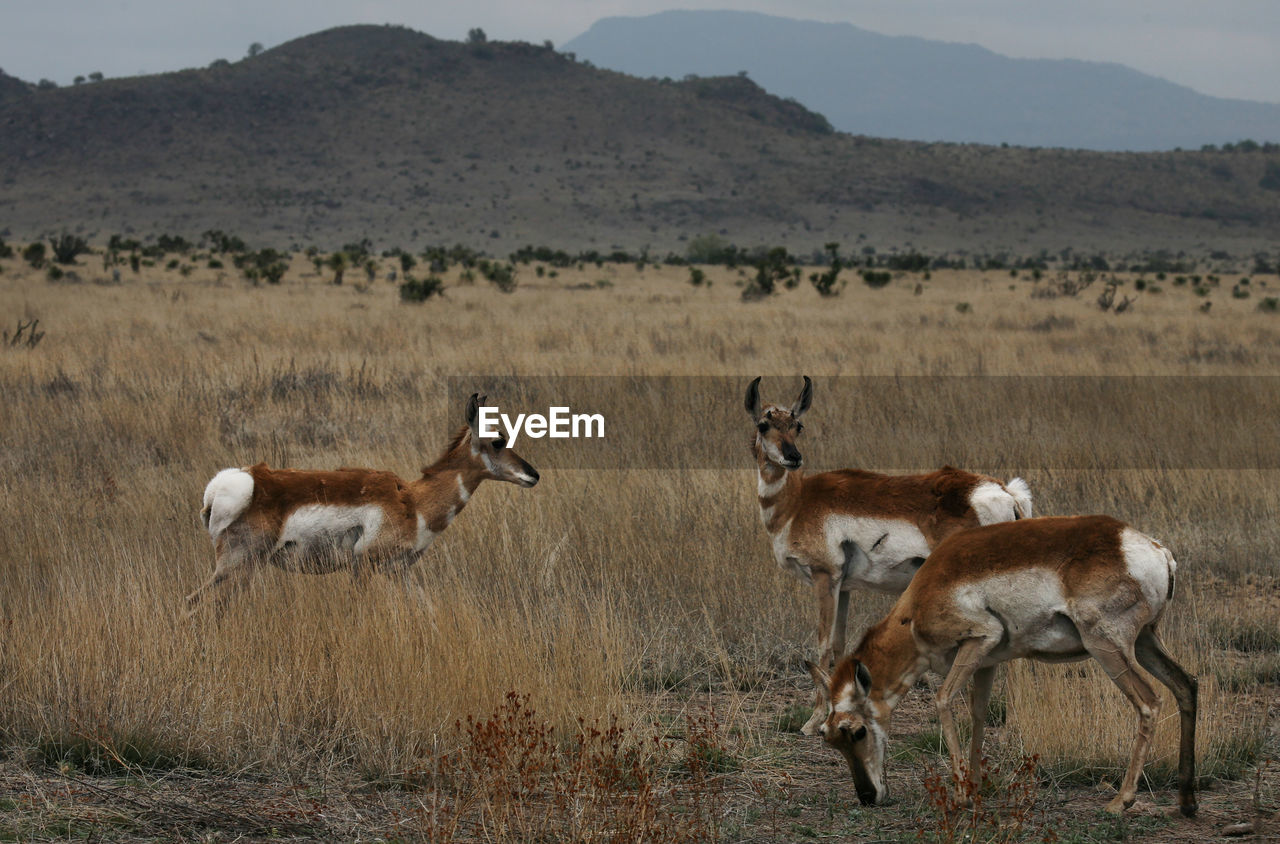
[791, 376, 813, 418]
[805, 659, 831, 705]
[466, 393, 481, 428]
[745, 376, 762, 418]
[854, 661, 873, 698]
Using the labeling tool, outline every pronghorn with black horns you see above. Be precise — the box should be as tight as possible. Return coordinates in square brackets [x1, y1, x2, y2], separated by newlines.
[186, 392, 539, 614]
[809, 515, 1197, 817]
[746, 376, 1032, 734]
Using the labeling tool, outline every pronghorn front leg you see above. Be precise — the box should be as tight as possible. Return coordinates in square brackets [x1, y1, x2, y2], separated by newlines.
[801, 568, 840, 736]
[936, 638, 998, 788]
[379, 553, 434, 609]
[812, 568, 837, 668]
[832, 588, 851, 663]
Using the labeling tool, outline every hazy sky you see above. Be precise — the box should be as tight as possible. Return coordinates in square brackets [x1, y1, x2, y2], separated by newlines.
[3, 1, 1277, 104]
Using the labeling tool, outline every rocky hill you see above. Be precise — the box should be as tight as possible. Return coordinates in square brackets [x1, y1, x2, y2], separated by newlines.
[1, 25, 1278, 256]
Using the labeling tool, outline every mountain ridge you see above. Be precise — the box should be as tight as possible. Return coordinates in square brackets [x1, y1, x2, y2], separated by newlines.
[562, 10, 1280, 151]
[1, 24, 1278, 255]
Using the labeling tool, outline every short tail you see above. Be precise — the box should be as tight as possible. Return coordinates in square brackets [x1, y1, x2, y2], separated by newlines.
[1004, 477, 1033, 519]
[1161, 542, 1178, 602]
[202, 467, 255, 541]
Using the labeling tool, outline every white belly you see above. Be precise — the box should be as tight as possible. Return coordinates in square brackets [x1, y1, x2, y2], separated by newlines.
[274, 504, 386, 572]
[823, 515, 931, 592]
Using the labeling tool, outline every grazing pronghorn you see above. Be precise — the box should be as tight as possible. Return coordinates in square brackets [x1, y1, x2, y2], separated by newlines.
[809, 515, 1197, 817]
[186, 392, 540, 614]
[745, 376, 1032, 734]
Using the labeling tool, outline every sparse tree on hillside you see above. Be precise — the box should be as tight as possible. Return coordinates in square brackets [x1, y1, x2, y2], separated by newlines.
[88, 71, 103, 82]
[73, 76, 85, 85]
[247, 42, 264, 59]
[50, 232, 89, 265]
[328, 252, 347, 285]
[467, 28, 487, 44]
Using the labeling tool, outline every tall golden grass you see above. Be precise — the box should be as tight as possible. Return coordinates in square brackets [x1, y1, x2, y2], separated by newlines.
[0, 256, 1274, 795]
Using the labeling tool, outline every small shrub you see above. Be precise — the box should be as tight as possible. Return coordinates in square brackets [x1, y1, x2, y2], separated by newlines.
[22, 242, 47, 269]
[1258, 297, 1279, 312]
[399, 276, 445, 302]
[688, 267, 707, 287]
[955, 302, 972, 314]
[481, 261, 517, 292]
[861, 269, 892, 288]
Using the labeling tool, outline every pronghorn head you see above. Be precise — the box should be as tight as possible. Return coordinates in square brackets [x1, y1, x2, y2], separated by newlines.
[809, 659, 889, 806]
[745, 376, 812, 470]
[465, 393, 540, 487]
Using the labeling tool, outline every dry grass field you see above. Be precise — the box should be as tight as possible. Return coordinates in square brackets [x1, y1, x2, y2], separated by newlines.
[0, 251, 1277, 842]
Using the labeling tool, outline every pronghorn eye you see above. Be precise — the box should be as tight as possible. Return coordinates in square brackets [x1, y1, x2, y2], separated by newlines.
[852, 725, 867, 742]
[795, 423, 804, 433]
[757, 422, 769, 434]
[493, 438, 506, 450]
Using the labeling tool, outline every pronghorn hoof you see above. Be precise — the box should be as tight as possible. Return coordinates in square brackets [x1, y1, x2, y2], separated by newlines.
[1104, 795, 1134, 815]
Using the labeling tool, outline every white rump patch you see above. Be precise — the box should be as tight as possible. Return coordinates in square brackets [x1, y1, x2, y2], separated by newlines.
[1004, 477, 1033, 518]
[1121, 527, 1174, 614]
[969, 481, 1019, 525]
[202, 468, 255, 540]
[277, 504, 385, 556]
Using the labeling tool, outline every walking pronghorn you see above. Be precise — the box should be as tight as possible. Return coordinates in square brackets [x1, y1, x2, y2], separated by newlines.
[809, 516, 1197, 817]
[186, 392, 539, 614]
[745, 376, 1032, 734]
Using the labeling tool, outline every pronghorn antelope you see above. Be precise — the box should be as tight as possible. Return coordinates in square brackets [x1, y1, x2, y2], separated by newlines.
[809, 515, 1197, 817]
[186, 393, 540, 613]
[746, 376, 1032, 734]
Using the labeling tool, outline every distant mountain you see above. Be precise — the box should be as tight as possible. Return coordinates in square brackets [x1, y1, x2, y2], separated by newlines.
[1, 25, 1278, 254]
[563, 10, 1280, 151]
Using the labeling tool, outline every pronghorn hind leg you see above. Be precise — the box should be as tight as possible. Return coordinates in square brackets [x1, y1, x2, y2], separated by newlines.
[1082, 631, 1162, 814]
[184, 548, 257, 618]
[968, 665, 997, 778]
[801, 569, 838, 737]
[936, 638, 997, 788]
[1135, 628, 1198, 817]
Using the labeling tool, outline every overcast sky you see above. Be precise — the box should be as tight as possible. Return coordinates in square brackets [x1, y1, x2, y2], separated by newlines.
[3, 1, 1277, 104]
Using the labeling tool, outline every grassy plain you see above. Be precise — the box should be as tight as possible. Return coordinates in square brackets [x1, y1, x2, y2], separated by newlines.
[0, 253, 1277, 841]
